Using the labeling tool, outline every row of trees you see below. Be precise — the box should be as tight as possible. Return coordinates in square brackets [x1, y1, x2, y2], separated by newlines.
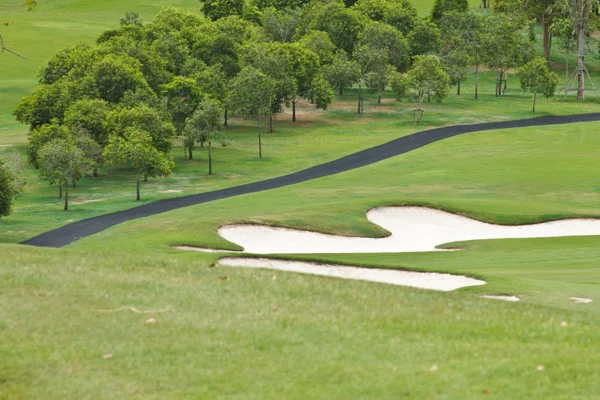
[7, 0, 585, 212]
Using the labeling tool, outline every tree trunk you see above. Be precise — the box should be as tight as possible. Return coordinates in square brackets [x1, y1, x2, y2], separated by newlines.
[566, 50, 569, 82]
[136, 172, 140, 201]
[144, 174, 148, 182]
[64, 182, 68, 211]
[189, 146, 193, 160]
[93, 168, 98, 177]
[269, 114, 273, 133]
[475, 64, 479, 100]
[576, 15, 586, 100]
[258, 116, 262, 159]
[208, 140, 212, 175]
[377, 89, 382, 104]
[339, 85, 343, 96]
[457, 80, 461, 96]
[224, 105, 228, 127]
[542, 15, 552, 61]
[427, 88, 431, 103]
[292, 100, 296, 122]
[357, 85, 362, 114]
[59, 184, 63, 199]
[72, 179, 76, 189]
[575, 0, 591, 100]
[532, 91, 537, 113]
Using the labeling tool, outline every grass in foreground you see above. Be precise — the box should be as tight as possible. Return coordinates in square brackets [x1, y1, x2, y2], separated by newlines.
[1, 243, 600, 399]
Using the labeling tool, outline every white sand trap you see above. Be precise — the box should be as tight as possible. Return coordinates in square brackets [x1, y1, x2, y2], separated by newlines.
[481, 295, 520, 302]
[570, 297, 593, 303]
[174, 245, 241, 253]
[159, 190, 182, 193]
[219, 257, 486, 291]
[213, 207, 600, 254]
[0, 144, 13, 147]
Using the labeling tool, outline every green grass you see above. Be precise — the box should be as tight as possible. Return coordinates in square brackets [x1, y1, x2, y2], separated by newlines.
[3, 1, 600, 398]
[2, 243, 600, 399]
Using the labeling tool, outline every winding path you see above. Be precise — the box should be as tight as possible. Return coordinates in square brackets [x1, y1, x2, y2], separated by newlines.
[22, 113, 600, 248]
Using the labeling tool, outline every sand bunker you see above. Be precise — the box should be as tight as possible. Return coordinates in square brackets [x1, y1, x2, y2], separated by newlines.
[0, 144, 13, 148]
[212, 207, 600, 254]
[481, 295, 520, 302]
[219, 257, 486, 291]
[570, 297, 593, 303]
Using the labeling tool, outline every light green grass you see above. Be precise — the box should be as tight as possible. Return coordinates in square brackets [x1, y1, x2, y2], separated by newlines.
[3, 1, 600, 398]
[2, 243, 600, 399]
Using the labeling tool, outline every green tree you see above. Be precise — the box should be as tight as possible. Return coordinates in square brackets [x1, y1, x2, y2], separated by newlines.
[483, 15, 532, 96]
[38, 139, 92, 210]
[72, 127, 104, 181]
[92, 54, 152, 103]
[297, 31, 336, 65]
[408, 18, 442, 57]
[201, 0, 243, 21]
[184, 99, 224, 174]
[323, 51, 360, 96]
[382, 1, 418, 35]
[354, 44, 387, 113]
[105, 105, 176, 154]
[230, 67, 276, 158]
[359, 22, 410, 72]
[0, 153, 26, 221]
[430, 0, 468, 23]
[160, 77, 204, 135]
[103, 129, 174, 201]
[306, 2, 367, 54]
[407, 55, 450, 122]
[261, 7, 300, 43]
[551, 17, 576, 81]
[63, 99, 110, 147]
[193, 66, 231, 125]
[388, 70, 409, 100]
[440, 12, 485, 99]
[518, 57, 559, 112]
[26, 120, 70, 168]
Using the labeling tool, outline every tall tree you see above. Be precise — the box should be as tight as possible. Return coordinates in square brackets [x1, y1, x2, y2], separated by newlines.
[160, 77, 204, 135]
[440, 12, 486, 99]
[230, 67, 276, 158]
[551, 17, 577, 81]
[38, 139, 92, 210]
[353, 44, 388, 113]
[185, 99, 224, 174]
[261, 7, 300, 42]
[0, 153, 26, 221]
[518, 57, 559, 112]
[103, 129, 174, 201]
[323, 51, 360, 96]
[527, 0, 559, 61]
[431, 0, 469, 23]
[201, 0, 244, 21]
[407, 55, 450, 122]
[408, 18, 442, 57]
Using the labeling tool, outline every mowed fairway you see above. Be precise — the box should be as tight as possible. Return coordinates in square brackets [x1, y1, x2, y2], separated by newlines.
[2, 0, 600, 398]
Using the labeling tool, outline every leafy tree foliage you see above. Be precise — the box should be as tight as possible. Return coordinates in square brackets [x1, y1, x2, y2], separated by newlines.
[0, 153, 25, 221]
[161, 77, 204, 135]
[408, 19, 441, 57]
[518, 57, 559, 112]
[305, 2, 367, 54]
[382, 1, 418, 35]
[483, 14, 534, 96]
[105, 105, 176, 153]
[261, 7, 300, 42]
[430, 0, 468, 23]
[64, 99, 110, 146]
[201, 0, 244, 21]
[26, 120, 70, 168]
[354, 44, 388, 113]
[230, 66, 276, 158]
[103, 129, 174, 201]
[38, 139, 92, 210]
[323, 51, 360, 96]
[184, 99, 224, 173]
[297, 31, 336, 65]
[407, 55, 450, 122]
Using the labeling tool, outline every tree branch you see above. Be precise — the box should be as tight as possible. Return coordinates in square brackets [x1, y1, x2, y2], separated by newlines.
[0, 34, 27, 59]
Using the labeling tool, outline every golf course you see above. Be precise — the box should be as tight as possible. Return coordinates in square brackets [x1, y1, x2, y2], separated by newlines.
[2, 0, 600, 398]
